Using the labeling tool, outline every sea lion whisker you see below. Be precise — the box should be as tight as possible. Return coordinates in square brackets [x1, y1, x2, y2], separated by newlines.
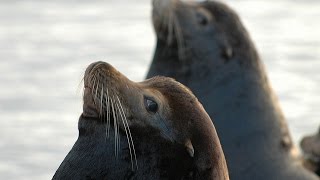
[99, 86, 108, 143]
[123, 116, 138, 170]
[159, 8, 168, 34]
[115, 100, 135, 171]
[106, 88, 111, 138]
[116, 100, 121, 160]
[167, 11, 174, 45]
[77, 77, 85, 96]
[116, 96, 138, 170]
[111, 97, 120, 158]
[173, 14, 186, 61]
[90, 76, 96, 98]
[94, 79, 99, 105]
[100, 86, 104, 118]
[110, 97, 117, 157]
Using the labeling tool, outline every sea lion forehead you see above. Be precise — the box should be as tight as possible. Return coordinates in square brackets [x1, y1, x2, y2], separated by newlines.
[85, 61, 121, 76]
[144, 76, 193, 92]
[142, 76, 197, 103]
[201, 1, 240, 21]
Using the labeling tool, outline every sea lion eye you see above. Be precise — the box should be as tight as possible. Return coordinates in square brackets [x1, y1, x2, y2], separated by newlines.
[144, 97, 158, 113]
[196, 12, 208, 26]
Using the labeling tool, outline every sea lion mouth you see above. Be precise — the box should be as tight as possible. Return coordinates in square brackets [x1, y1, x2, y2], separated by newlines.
[83, 61, 129, 118]
[82, 61, 138, 170]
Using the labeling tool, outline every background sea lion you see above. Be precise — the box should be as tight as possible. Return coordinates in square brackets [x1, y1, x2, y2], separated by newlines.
[53, 61, 229, 179]
[148, 0, 319, 179]
[301, 127, 320, 176]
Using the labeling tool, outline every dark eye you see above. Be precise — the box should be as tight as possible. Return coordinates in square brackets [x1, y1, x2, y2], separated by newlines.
[144, 97, 158, 113]
[196, 12, 208, 26]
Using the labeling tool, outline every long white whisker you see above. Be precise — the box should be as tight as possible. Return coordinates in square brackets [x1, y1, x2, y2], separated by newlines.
[100, 86, 104, 118]
[94, 79, 99, 104]
[90, 77, 95, 100]
[116, 96, 138, 170]
[116, 97, 134, 171]
[116, 101, 121, 159]
[111, 97, 119, 158]
[105, 88, 110, 138]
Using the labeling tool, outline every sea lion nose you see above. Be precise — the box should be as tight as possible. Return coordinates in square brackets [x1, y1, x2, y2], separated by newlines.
[85, 61, 116, 76]
[85, 61, 105, 74]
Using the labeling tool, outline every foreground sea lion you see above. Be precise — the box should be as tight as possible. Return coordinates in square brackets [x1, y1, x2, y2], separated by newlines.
[53, 61, 229, 179]
[301, 127, 320, 176]
[148, 0, 319, 179]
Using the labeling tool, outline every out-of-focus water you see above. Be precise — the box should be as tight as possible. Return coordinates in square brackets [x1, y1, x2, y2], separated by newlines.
[0, 0, 319, 179]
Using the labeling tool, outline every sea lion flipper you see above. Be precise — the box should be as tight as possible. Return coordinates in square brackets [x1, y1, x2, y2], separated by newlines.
[185, 139, 194, 158]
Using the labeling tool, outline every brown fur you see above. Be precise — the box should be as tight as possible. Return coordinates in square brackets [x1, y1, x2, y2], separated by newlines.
[88, 62, 229, 179]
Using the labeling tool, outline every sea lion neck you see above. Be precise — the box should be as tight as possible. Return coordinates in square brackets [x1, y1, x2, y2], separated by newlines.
[152, 80, 229, 179]
[189, 108, 229, 180]
[149, 40, 185, 77]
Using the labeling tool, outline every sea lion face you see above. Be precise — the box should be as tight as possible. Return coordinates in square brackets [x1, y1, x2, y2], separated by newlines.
[83, 61, 197, 143]
[153, 0, 257, 76]
[152, 0, 244, 62]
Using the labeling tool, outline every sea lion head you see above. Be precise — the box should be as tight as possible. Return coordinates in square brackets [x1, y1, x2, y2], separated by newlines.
[83, 61, 202, 144]
[151, 0, 259, 79]
[82, 61, 229, 179]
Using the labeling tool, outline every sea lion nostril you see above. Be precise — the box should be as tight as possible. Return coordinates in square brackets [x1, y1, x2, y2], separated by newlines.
[222, 46, 233, 61]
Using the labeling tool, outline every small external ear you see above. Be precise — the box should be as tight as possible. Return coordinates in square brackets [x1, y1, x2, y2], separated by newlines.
[224, 46, 233, 59]
[185, 139, 194, 158]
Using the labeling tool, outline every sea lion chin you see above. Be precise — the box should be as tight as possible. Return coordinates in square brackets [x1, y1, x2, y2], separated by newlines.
[148, 0, 319, 179]
[53, 61, 229, 179]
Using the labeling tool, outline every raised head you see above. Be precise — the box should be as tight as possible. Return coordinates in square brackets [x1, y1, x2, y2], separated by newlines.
[82, 61, 229, 179]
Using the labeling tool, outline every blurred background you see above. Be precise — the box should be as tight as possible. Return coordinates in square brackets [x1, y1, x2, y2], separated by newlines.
[0, 0, 319, 179]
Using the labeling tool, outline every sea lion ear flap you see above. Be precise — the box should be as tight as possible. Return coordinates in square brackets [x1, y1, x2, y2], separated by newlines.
[185, 139, 194, 158]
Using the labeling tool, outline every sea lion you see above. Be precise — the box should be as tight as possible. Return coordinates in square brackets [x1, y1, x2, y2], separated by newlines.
[148, 0, 319, 179]
[53, 61, 229, 180]
[301, 127, 320, 176]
